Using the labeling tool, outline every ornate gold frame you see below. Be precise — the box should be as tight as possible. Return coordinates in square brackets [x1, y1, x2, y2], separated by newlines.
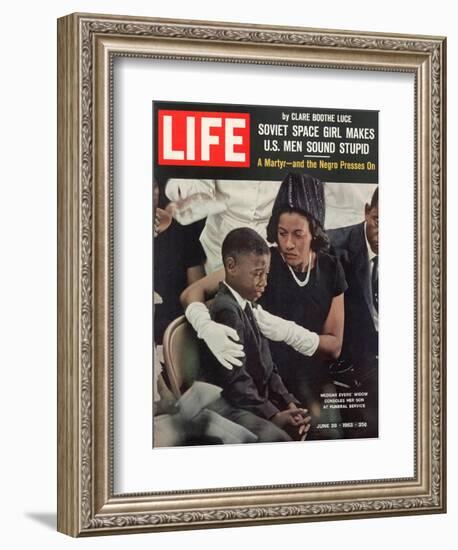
[57, 13, 446, 536]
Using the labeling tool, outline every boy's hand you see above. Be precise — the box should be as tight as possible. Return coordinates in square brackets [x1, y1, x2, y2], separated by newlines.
[287, 402, 312, 440]
[270, 403, 311, 436]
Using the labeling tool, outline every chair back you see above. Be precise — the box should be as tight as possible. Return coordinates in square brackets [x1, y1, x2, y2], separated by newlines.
[162, 315, 201, 399]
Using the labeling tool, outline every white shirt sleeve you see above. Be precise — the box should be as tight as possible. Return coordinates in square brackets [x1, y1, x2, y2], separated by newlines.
[165, 178, 216, 201]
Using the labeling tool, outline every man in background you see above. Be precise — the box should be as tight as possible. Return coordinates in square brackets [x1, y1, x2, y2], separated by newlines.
[328, 187, 379, 438]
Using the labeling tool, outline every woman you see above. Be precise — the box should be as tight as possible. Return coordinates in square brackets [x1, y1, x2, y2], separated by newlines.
[259, 174, 347, 437]
[182, 173, 347, 439]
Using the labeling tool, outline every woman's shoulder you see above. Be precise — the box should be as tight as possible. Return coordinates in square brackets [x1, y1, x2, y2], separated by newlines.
[317, 250, 337, 264]
[316, 250, 342, 274]
[316, 251, 347, 294]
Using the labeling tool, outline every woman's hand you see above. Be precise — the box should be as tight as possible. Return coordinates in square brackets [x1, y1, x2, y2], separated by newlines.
[185, 302, 245, 370]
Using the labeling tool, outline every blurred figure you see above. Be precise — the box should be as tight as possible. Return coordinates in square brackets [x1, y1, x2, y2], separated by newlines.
[328, 186, 379, 438]
[153, 179, 206, 345]
[165, 179, 282, 273]
[153, 379, 258, 447]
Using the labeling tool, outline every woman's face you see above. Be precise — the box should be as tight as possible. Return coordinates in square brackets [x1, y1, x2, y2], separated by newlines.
[277, 212, 313, 269]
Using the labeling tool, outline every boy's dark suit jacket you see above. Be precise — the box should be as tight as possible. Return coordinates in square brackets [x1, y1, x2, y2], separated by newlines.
[200, 283, 298, 420]
[328, 222, 378, 374]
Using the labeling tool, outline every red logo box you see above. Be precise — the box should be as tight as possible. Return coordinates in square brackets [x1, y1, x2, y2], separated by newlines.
[157, 109, 250, 167]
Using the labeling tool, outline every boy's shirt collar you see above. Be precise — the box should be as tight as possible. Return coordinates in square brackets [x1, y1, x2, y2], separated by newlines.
[223, 281, 248, 310]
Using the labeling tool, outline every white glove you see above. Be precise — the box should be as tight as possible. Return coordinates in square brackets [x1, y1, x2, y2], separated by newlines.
[185, 302, 245, 370]
[252, 305, 319, 357]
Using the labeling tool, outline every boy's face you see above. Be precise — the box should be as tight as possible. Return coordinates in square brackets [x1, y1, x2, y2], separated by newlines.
[226, 252, 270, 302]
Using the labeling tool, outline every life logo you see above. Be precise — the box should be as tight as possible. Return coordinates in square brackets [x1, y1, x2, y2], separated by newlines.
[157, 110, 250, 167]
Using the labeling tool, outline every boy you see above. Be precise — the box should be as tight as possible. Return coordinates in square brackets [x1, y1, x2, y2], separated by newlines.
[199, 227, 310, 443]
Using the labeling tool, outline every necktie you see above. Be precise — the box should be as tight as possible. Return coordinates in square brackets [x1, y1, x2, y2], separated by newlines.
[371, 256, 378, 312]
[244, 302, 260, 341]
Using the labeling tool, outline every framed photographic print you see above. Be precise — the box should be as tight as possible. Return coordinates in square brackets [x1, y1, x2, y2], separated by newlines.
[57, 13, 446, 536]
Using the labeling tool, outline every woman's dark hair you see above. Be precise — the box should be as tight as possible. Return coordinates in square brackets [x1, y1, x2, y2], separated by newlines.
[266, 172, 329, 252]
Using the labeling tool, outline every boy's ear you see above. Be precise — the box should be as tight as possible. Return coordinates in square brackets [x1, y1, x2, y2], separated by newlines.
[225, 256, 236, 272]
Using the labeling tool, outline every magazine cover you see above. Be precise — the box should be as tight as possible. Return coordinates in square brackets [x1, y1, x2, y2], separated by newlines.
[152, 101, 379, 447]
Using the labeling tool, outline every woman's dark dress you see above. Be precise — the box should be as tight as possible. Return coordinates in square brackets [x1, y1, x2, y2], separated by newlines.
[259, 247, 347, 439]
